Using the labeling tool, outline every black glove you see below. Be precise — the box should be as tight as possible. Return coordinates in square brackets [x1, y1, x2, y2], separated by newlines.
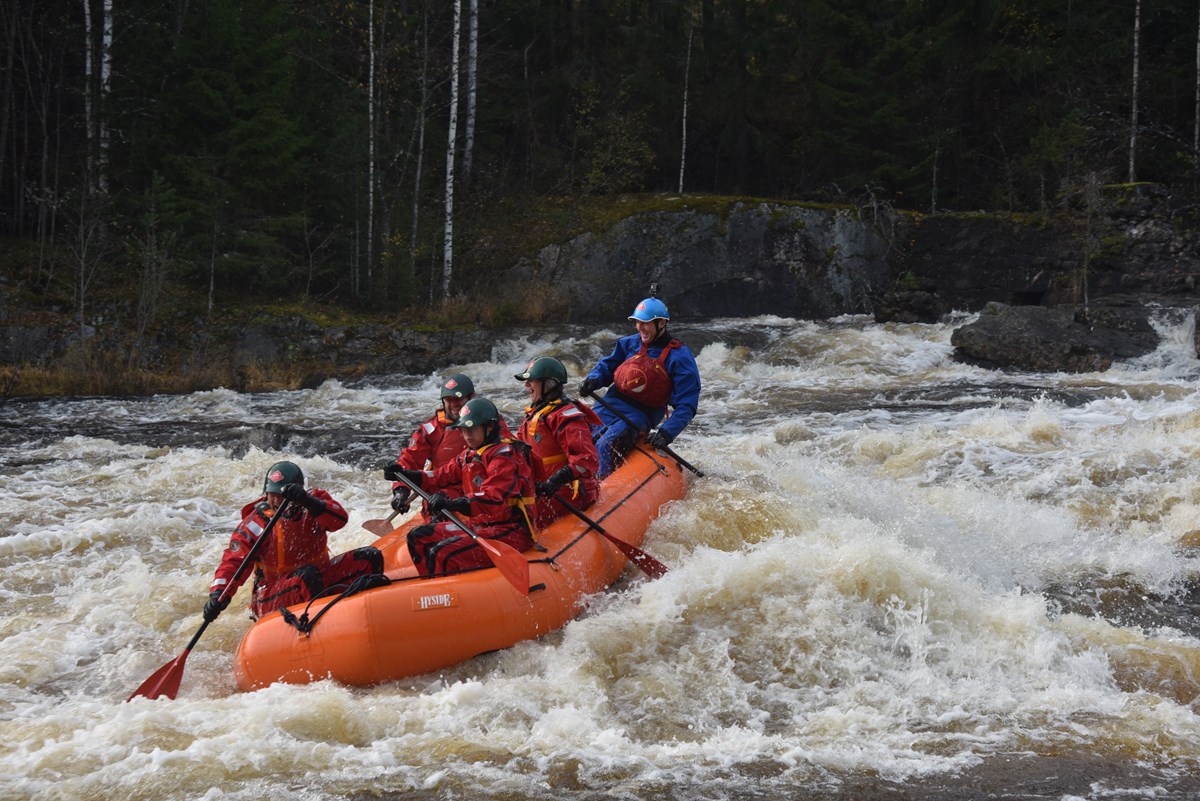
[578, 377, 601, 397]
[382, 461, 424, 486]
[281, 482, 324, 515]
[281, 482, 309, 505]
[428, 492, 471, 516]
[391, 486, 412, 513]
[536, 466, 575, 497]
[203, 590, 229, 622]
[645, 429, 673, 450]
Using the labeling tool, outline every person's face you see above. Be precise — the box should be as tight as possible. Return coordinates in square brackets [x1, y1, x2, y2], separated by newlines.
[266, 492, 285, 510]
[525, 379, 544, 404]
[462, 425, 486, 448]
[635, 319, 661, 345]
[442, 395, 469, 421]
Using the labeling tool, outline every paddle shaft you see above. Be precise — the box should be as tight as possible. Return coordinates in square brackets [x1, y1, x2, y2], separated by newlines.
[550, 494, 668, 579]
[584, 391, 705, 477]
[127, 498, 291, 701]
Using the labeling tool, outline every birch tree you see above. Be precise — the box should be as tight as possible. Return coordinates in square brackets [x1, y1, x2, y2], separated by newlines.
[678, 25, 693, 194]
[366, 0, 376, 295]
[98, 0, 112, 194]
[414, 11, 428, 290]
[83, 0, 95, 195]
[441, 0, 461, 300]
[1129, 0, 1142, 183]
[462, 0, 478, 185]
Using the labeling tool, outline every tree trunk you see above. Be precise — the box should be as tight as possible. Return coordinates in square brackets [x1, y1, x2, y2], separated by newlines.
[441, 0, 461, 301]
[678, 25, 692, 194]
[1129, 0, 1141, 183]
[0, 0, 18, 205]
[98, 0, 111, 194]
[414, 11, 428, 295]
[1194, 0, 1199, 154]
[366, 0, 376, 294]
[82, 0, 94, 195]
[462, 0, 477, 186]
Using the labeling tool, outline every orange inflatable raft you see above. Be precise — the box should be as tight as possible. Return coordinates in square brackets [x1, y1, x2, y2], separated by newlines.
[233, 445, 687, 690]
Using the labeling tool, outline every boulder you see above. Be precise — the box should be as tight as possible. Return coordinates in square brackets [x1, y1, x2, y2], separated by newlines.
[950, 297, 1197, 372]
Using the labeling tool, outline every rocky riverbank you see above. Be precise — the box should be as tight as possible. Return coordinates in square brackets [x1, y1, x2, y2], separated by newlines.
[3, 185, 1198, 394]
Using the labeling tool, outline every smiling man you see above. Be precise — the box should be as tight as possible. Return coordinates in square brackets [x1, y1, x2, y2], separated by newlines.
[579, 295, 701, 478]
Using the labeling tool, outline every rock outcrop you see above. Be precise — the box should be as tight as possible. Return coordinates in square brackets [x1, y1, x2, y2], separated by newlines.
[493, 201, 895, 322]
[4, 186, 1200, 381]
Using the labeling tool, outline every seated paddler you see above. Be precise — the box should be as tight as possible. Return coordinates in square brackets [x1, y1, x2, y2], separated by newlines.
[580, 294, 701, 478]
[514, 356, 602, 527]
[204, 461, 384, 622]
[383, 398, 536, 577]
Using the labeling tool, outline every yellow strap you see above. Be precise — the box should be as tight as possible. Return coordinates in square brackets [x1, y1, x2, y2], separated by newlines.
[524, 400, 563, 439]
[508, 494, 539, 541]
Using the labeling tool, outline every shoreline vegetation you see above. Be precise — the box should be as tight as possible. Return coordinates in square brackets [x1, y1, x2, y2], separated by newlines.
[5, 184, 1198, 399]
[0, 298, 500, 399]
[0, 194, 759, 399]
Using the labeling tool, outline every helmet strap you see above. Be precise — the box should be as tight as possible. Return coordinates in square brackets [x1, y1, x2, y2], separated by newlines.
[651, 321, 670, 345]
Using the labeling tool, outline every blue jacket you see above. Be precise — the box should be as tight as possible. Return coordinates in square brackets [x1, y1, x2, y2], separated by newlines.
[585, 332, 701, 440]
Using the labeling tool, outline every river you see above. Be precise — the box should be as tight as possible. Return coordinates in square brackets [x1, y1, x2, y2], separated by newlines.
[1, 314, 1198, 801]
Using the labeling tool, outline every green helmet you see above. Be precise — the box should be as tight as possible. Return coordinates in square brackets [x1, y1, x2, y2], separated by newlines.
[514, 356, 568, 384]
[450, 397, 501, 429]
[440, 373, 475, 399]
[263, 461, 304, 493]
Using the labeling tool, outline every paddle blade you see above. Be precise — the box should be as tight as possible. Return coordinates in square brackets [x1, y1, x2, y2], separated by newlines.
[478, 538, 531, 596]
[608, 536, 669, 579]
[362, 518, 396, 536]
[127, 651, 188, 701]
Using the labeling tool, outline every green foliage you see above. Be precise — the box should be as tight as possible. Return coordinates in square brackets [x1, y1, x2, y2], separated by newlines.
[3, 0, 1200, 316]
[574, 83, 657, 195]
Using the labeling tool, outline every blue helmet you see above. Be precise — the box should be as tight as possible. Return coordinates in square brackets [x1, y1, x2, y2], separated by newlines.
[629, 298, 669, 322]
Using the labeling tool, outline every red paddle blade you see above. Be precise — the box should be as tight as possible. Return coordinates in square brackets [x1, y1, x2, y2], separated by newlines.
[611, 538, 669, 579]
[478, 538, 531, 596]
[127, 651, 188, 701]
[362, 518, 396, 536]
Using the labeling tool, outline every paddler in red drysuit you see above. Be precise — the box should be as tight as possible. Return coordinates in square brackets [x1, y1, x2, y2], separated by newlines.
[203, 461, 383, 621]
[384, 398, 536, 576]
[513, 356, 602, 527]
[384, 372, 512, 520]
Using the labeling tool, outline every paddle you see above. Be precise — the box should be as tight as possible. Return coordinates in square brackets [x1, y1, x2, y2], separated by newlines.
[362, 508, 402, 537]
[549, 494, 668, 579]
[128, 499, 291, 702]
[391, 473, 530, 596]
[582, 390, 705, 477]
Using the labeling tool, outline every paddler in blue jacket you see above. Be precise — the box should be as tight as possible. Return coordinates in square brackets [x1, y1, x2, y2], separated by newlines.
[579, 295, 701, 478]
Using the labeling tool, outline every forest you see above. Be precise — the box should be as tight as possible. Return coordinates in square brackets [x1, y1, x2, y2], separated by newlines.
[3, 0, 1200, 331]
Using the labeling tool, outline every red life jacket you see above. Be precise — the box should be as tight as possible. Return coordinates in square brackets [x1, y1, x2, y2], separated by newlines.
[520, 399, 603, 482]
[210, 489, 346, 595]
[456, 439, 537, 529]
[426, 411, 469, 469]
[400, 409, 468, 471]
[613, 339, 680, 409]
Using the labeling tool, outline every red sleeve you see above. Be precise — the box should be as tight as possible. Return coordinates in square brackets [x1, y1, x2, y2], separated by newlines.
[427, 451, 465, 493]
[468, 446, 525, 514]
[553, 409, 600, 479]
[208, 503, 270, 596]
[396, 412, 439, 471]
[307, 487, 348, 532]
